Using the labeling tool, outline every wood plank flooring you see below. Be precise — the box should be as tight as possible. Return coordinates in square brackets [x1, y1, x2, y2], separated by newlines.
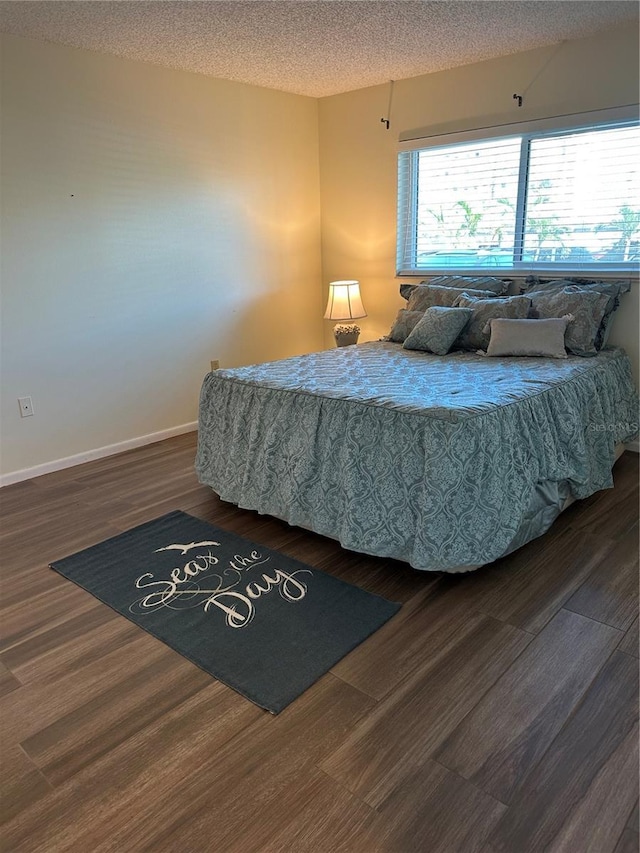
[1, 433, 638, 852]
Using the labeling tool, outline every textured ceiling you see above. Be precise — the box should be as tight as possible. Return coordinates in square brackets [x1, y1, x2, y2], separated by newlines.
[0, 1, 637, 98]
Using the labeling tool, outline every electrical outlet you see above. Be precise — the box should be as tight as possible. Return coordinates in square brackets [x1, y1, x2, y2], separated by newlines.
[210, 359, 220, 371]
[18, 396, 34, 417]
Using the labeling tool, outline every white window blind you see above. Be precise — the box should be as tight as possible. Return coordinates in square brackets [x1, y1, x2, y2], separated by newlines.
[397, 110, 640, 276]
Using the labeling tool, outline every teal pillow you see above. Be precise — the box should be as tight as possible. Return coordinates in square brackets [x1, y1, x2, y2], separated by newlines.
[387, 309, 426, 343]
[403, 306, 473, 355]
[453, 294, 532, 351]
[405, 284, 494, 312]
[523, 277, 629, 350]
[422, 275, 510, 295]
[528, 288, 610, 356]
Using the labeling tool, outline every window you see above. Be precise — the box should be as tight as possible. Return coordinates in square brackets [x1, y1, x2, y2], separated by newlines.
[397, 111, 640, 276]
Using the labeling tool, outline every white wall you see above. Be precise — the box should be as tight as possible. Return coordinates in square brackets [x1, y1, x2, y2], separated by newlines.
[318, 25, 639, 382]
[0, 34, 323, 479]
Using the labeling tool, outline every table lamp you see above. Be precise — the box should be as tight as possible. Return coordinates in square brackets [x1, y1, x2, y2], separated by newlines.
[324, 280, 367, 347]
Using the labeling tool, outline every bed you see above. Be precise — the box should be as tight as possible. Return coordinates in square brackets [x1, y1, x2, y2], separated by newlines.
[195, 340, 638, 573]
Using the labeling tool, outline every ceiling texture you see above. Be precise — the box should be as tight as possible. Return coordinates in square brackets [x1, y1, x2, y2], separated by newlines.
[0, 1, 637, 98]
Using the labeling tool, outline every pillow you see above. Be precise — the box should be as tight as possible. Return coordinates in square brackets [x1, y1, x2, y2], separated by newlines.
[399, 283, 419, 301]
[524, 275, 630, 295]
[421, 275, 510, 295]
[405, 284, 497, 312]
[523, 276, 631, 349]
[387, 309, 425, 343]
[403, 306, 474, 355]
[399, 278, 507, 303]
[528, 288, 610, 356]
[484, 317, 571, 358]
[452, 294, 532, 351]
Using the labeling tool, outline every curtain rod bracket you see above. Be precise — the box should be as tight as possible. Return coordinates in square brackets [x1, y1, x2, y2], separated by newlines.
[380, 80, 395, 130]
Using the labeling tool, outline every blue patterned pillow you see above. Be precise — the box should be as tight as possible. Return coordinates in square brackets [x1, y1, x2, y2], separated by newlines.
[523, 276, 630, 349]
[403, 307, 474, 355]
[399, 276, 509, 300]
[527, 288, 610, 356]
[405, 284, 496, 311]
[387, 309, 425, 343]
[453, 294, 532, 351]
[422, 275, 510, 295]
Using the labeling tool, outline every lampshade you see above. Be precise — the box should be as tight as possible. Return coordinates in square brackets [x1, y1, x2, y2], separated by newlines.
[323, 280, 367, 321]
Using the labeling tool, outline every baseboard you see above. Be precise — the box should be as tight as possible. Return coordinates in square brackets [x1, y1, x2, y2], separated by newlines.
[2, 423, 635, 487]
[0, 421, 198, 487]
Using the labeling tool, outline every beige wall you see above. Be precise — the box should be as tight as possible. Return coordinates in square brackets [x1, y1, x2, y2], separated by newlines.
[318, 25, 640, 381]
[0, 34, 322, 478]
[2, 26, 638, 480]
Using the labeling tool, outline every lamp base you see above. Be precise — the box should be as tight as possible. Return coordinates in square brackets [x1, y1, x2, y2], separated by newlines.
[333, 323, 360, 347]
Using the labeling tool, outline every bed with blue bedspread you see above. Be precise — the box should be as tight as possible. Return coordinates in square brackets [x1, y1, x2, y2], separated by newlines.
[195, 342, 638, 572]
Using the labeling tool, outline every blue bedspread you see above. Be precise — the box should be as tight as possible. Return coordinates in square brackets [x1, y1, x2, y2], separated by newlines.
[195, 342, 638, 572]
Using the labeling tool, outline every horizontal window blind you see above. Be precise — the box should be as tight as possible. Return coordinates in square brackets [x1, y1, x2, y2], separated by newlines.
[397, 108, 640, 276]
[522, 125, 639, 265]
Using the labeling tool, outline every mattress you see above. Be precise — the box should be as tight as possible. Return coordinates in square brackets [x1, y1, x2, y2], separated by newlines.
[196, 342, 638, 572]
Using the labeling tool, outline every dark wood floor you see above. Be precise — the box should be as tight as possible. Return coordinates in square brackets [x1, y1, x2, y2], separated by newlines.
[1, 432, 638, 852]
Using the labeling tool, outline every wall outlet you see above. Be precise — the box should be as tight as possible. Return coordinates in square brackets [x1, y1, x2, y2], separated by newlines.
[18, 396, 34, 417]
[210, 359, 220, 371]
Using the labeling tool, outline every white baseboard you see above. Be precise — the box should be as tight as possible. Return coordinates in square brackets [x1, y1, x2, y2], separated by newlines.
[1, 423, 635, 487]
[0, 421, 198, 487]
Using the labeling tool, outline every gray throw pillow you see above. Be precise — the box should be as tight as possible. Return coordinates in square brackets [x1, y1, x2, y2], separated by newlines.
[403, 306, 474, 355]
[452, 294, 532, 351]
[528, 288, 611, 356]
[484, 317, 571, 358]
[387, 309, 425, 343]
[523, 276, 631, 349]
[421, 275, 510, 295]
[405, 284, 496, 312]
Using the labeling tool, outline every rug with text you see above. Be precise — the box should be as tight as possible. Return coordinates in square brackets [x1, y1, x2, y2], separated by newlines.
[50, 510, 400, 713]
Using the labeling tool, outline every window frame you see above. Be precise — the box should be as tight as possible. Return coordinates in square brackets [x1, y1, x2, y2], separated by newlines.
[396, 105, 640, 278]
